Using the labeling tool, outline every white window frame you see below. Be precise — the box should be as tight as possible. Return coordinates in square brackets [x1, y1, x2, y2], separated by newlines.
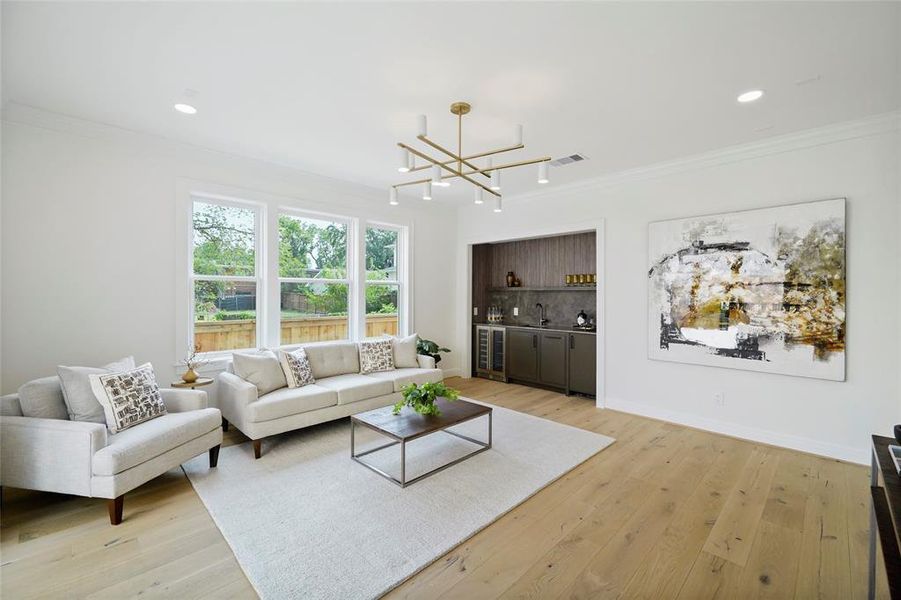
[175, 179, 412, 367]
[361, 221, 409, 338]
[187, 192, 266, 359]
[277, 208, 357, 344]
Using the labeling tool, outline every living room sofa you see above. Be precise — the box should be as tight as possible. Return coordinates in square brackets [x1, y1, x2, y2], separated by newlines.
[217, 341, 444, 458]
[0, 383, 222, 525]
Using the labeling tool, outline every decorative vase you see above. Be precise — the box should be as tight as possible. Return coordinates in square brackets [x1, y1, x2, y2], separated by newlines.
[506, 271, 515, 287]
[182, 368, 199, 384]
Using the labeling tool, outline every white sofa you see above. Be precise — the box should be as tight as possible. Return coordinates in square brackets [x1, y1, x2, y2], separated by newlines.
[0, 382, 222, 525]
[218, 341, 444, 458]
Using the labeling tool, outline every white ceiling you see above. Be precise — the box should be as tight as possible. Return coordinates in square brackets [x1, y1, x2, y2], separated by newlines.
[3, 2, 899, 202]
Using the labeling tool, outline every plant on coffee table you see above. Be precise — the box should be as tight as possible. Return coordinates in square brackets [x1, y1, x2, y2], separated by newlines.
[393, 382, 460, 416]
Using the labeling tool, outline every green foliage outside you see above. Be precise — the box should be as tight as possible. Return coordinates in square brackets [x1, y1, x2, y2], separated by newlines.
[393, 382, 460, 416]
[193, 203, 399, 321]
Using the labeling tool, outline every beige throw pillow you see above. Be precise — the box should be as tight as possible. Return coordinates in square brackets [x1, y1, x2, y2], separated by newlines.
[232, 350, 287, 395]
[359, 339, 395, 374]
[392, 333, 419, 368]
[89, 363, 167, 434]
[277, 348, 316, 388]
[58, 356, 137, 423]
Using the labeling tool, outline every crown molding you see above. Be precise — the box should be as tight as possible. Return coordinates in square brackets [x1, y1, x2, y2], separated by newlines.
[509, 110, 901, 204]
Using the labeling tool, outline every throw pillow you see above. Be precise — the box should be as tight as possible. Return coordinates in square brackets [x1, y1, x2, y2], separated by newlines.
[232, 350, 287, 395]
[359, 339, 395, 374]
[58, 356, 136, 423]
[392, 333, 419, 369]
[18, 376, 69, 420]
[277, 348, 316, 388]
[89, 363, 167, 434]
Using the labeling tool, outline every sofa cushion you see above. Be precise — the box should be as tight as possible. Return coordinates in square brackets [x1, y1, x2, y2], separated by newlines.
[277, 348, 315, 388]
[392, 333, 419, 369]
[233, 350, 287, 395]
[303, 342, 360, 379]
[89, 363, 167, 433]
[58, 356, 136, 423]
[315, 374, 393, 405]
[247, 385, 337, 423]
[18, 376, 69, 420]
[366, 368, 444, 392]
[359, 339, 395, 374]
[93, 408, 220, 476]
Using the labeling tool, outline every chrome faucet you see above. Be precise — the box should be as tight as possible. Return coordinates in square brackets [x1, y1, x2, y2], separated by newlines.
[536, 303, 549, 327]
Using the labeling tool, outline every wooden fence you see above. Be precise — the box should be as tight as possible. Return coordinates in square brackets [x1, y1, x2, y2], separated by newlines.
[194, 314, 399, 352]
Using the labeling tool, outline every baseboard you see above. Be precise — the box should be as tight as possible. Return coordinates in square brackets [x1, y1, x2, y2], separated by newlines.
[441, 367, 462, 378]
[604, 396, 868, 465]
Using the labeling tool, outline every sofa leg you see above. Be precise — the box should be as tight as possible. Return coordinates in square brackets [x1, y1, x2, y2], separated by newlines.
[221, 418, 229, 432]
[209, 444, 221, 468]
[253, 439, 262, 459]
[108, 495, 124, 526]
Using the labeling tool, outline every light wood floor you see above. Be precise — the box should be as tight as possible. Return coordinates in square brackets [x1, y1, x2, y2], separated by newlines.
[0, 377, 880, 599]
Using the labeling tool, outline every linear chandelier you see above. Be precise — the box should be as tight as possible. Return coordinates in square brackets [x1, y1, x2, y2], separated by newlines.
[389, 101, 551, 212]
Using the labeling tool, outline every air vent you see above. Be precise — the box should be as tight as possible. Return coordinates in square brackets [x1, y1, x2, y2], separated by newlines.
[549, 153, 588, 167]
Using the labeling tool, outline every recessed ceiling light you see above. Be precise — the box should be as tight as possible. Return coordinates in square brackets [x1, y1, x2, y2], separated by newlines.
[174, 103, 197, 115]
[737, 90, 764, 104]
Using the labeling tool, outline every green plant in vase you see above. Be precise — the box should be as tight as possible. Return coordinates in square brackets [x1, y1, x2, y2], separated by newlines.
[393, 381, 460, 416]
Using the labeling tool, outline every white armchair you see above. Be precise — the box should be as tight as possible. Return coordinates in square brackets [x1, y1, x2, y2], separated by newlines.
[0, 387, 222, 525]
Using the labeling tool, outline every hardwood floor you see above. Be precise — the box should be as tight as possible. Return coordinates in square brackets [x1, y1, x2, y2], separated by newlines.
[0, 377, 878, 599]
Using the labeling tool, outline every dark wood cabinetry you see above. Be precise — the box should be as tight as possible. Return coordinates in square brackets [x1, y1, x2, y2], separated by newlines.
[538, 332, 568, 388]
[568, 332, 596, 396]
[506, 328, 538, 382]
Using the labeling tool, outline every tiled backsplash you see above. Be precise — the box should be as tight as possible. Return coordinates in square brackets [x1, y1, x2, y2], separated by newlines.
[485, 289, 597, 329]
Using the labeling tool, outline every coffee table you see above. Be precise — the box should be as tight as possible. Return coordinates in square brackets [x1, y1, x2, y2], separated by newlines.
[351, 398, 492, 488]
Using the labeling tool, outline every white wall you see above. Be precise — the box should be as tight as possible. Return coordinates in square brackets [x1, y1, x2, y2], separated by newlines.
[0, 106, 460, 394]
[456, 113, 900, 464]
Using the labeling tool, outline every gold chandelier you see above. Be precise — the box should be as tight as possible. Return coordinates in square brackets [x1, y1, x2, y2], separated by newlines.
[390, 101, 551, 212]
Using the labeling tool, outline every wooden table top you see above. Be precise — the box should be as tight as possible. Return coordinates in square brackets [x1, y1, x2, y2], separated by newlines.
[352, 398, 491, 442]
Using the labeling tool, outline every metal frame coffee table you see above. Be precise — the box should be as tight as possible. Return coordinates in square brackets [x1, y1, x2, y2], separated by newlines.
[350, 398, 492, 488]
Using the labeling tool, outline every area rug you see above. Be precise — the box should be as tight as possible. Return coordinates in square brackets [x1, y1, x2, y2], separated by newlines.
[183, 399, 614, 599]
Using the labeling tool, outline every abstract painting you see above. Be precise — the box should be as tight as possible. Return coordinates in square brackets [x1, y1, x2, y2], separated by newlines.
[648, 198, 845, 380]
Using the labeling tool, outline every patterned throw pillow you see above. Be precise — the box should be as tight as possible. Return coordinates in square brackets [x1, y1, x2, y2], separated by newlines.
[277, 348, 315, 388]
[88, 363, 167, 433]
[359, 339, 395, 374]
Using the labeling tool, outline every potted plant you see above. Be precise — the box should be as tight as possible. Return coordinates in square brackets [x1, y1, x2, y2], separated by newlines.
[416, 338, 451, 365]
[393, 381, 460, 416]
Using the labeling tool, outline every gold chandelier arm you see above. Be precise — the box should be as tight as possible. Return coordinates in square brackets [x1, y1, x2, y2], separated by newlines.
[399, 143, 500, 197]
[417, 135, 490, 180]
[405, 143, 526, 173]
[392, 156, 552, 189]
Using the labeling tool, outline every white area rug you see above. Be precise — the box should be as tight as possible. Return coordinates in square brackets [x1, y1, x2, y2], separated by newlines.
[183, 400, 614, 599]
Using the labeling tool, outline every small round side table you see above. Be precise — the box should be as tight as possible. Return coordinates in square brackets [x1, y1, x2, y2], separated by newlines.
[170, 377, 214, 389]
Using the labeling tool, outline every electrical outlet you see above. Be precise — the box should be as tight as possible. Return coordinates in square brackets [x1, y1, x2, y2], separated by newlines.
[473, 307, 478, 316]
[513, 307, 519, 316]
[714, 392, 725, 407]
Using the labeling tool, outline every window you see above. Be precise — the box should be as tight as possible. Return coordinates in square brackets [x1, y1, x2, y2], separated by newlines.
[279, 213, 351, 344]
[191, 199, 260, 352]
[182, 187, 409, 357]
[365, 225, 400, 338]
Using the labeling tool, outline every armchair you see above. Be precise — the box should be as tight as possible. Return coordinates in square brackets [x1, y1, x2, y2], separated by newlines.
[0, 387, 222, 525]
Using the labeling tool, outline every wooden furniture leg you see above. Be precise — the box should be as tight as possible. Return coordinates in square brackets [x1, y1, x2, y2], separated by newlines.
[108, 495, 124, 526]
[209, 444, 221, 468]
[253, 439, 262, 459]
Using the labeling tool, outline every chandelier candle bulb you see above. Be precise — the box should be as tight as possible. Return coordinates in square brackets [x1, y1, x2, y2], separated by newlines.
[490, 167, 501, 191]
[493, 196, 503, 213]
[389, 187, 398, 205]
[538, 161, 549, 184]
[422, 182, 432, 201]
[398, 147, 410, 172]
[417, 114, 428, 137]
[474, 187, 484, 204]
[514, 124, 523, 146]
[431, 164, 442, 185]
